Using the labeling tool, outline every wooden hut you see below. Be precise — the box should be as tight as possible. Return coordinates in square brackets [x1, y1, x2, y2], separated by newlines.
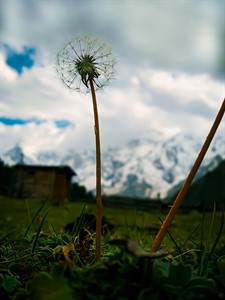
[14, 164, 76, 203]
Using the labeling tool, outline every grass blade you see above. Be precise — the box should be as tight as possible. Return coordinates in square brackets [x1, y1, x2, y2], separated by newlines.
[24, 198, 48, 237]
[202, 209, 224, 275]
[206, 201, 216, 246]
[182, 223, 201, 248]
[158, 216, 182, 255]
[31, 210, 49, 254]
[71, 203, 87, 237]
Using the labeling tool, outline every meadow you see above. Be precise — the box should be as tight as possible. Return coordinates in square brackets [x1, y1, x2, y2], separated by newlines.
[0, 195, 225, 299]
[1, 195, 225, 248]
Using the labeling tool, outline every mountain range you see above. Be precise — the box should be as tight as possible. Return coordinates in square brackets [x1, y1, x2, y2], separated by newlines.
[1, 131, 224, 199]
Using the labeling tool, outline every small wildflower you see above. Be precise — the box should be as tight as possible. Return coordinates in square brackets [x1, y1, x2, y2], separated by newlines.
[55, 35, 116, 262]
[56, 35, 116, 93]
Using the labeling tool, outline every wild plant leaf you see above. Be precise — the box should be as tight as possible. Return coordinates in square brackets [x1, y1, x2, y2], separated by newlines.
[168, 262, 192, 286]
[218, 260, 225, 287]
[30, 271, 73, 300]
[185, 277, 217, 294]
[151, 260, 170, 288]
[0, 273, 22, 292]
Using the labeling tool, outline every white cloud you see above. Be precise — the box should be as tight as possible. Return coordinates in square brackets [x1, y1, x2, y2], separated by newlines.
[1, 50, 224, 155]
[139, 70, 224, 108]
[1, 0, 223, 76]
[0, 52, 18, 81]
[1, 121, 68, 156]
[1, 0, 224, 156]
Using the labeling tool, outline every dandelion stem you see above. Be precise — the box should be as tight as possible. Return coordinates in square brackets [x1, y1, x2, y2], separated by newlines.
[90, 78, 102, 262]
[151, 98, 225, 252]
[56, 36, 115, 262]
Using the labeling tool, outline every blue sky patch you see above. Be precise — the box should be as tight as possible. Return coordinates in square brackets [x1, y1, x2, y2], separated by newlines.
[0, 117, 73, 129]
[0, 117, 43, 126]
[54, 120, 73, 128]
[3, 44, 36, 74]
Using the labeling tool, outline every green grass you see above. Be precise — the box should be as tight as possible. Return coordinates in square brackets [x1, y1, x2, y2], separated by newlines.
[0, 195, 224, 250]
[1, 195, 225, 299]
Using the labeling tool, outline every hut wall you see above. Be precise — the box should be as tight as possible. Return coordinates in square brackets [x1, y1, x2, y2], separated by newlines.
[20, 168, 55, 200]
[51, 171, 69, 203]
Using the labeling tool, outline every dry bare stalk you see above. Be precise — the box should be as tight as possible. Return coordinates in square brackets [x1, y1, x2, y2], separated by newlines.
[151, 98, 225, 252]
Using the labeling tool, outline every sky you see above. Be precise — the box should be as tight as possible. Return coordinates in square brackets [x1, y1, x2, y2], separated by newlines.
[0, 0, 224, 158]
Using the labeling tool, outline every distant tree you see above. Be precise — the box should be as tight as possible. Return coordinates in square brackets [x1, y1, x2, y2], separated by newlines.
[70, 182, 94, 202]
[0, 159, 16, 196]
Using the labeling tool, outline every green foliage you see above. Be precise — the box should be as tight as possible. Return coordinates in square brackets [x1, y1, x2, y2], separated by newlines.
[70, 182, 94, 202]
[30, 267, 74, 300]
[167, 160, 225, 211]
[168, 262, 192, 286]
[0, 159, 16, 197]
[217, 259, 225, 288]
[27, 254, 222, 300]
[0, 273, 22, 292]
[0, 226, 224, 299]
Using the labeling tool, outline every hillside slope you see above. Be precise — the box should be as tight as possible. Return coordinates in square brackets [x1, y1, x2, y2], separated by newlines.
[166, 160, 225, 210]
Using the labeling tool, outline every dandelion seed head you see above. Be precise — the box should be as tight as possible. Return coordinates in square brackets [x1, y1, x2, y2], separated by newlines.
[56, 35, 116, 93]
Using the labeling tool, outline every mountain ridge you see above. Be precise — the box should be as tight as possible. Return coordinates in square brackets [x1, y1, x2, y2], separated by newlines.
[2, 132, 224, 199]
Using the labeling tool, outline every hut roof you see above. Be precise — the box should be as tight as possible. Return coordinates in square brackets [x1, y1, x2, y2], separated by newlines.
[14, 164, 76, 177]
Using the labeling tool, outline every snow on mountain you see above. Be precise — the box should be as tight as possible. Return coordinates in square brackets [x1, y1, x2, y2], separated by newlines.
[3, 145, 33, 165]
[1, 132, 224, 198]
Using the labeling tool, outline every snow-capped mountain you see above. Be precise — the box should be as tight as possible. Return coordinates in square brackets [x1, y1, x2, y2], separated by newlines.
[2, 132, 224, 199]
